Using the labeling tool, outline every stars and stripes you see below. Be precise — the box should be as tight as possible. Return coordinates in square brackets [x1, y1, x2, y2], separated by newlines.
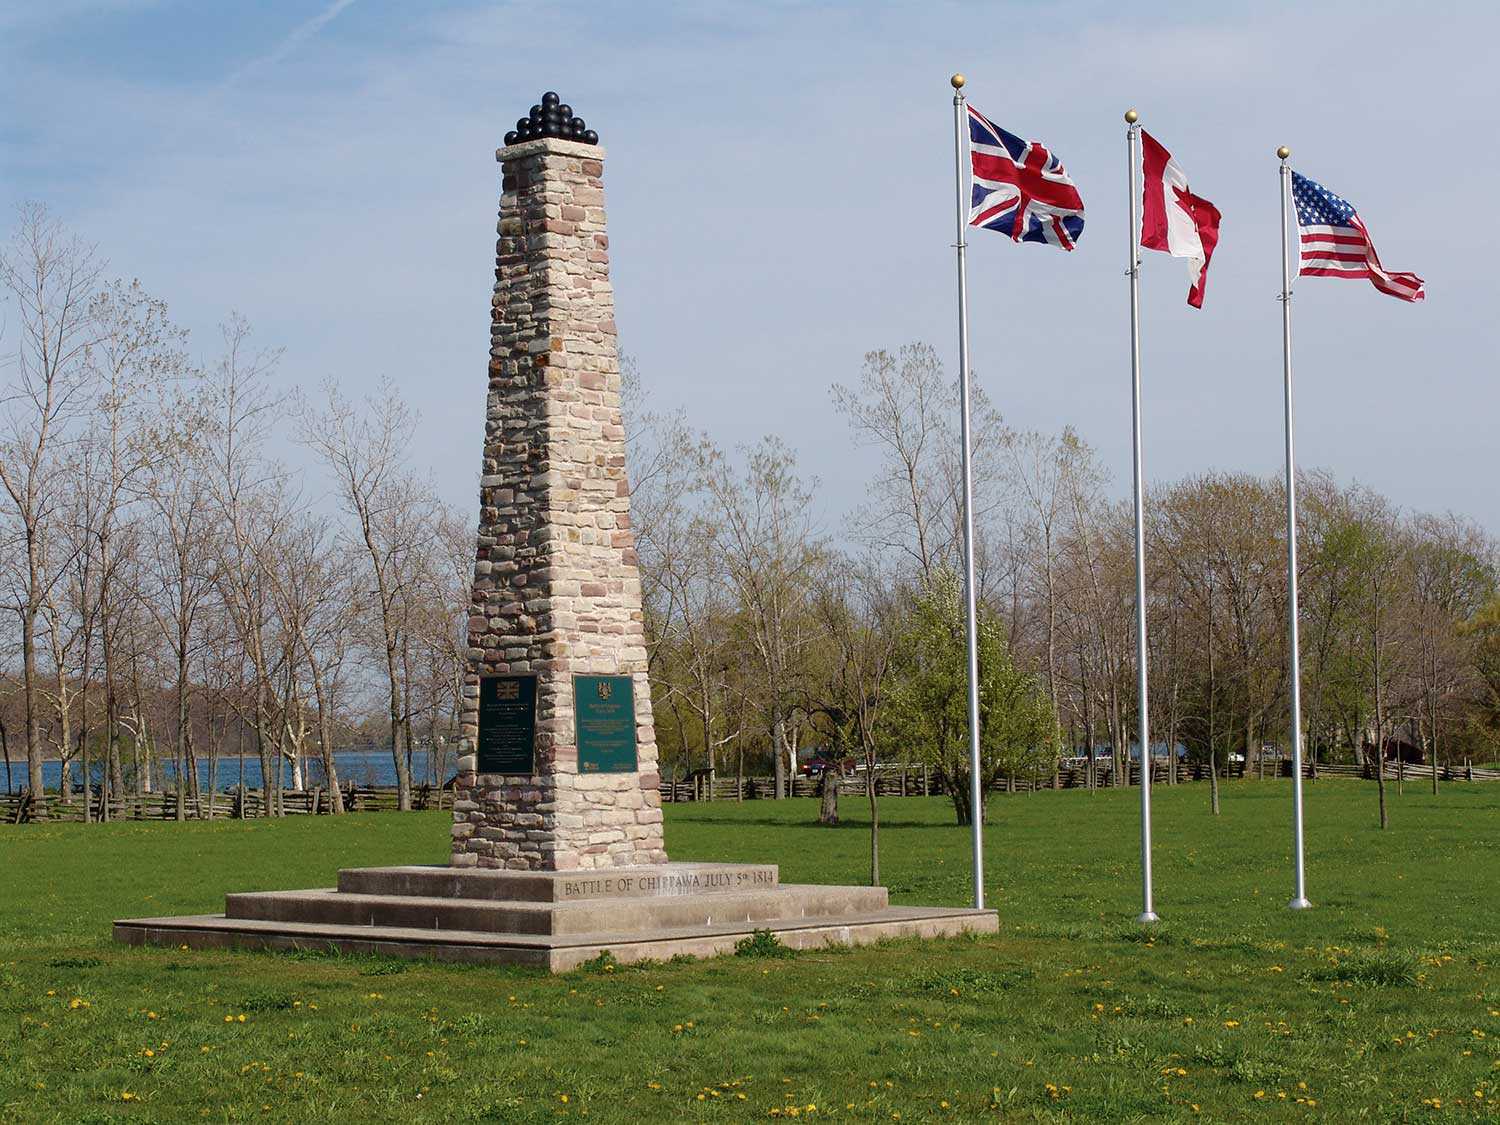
[967, 105, 1085, 251]
[1292, 171, 1425, 302]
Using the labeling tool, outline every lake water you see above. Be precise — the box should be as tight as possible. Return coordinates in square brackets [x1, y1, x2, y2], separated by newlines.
[0, 749, 449, 795]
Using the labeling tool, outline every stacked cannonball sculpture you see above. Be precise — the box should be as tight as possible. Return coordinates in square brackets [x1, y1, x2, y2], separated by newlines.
[504, 91, 597, 146]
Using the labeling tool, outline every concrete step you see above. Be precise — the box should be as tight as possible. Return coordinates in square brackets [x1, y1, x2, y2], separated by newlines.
[115, 904, 998, 972]
[225, 883, 888, 936]
[335, 862, 779, 903]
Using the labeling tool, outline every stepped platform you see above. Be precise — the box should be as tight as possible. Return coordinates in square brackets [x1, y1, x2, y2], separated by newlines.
[114, 862, 997, 971]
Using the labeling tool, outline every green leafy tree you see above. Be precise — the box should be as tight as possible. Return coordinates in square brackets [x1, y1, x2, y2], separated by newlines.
[883, 569, 1054, 825]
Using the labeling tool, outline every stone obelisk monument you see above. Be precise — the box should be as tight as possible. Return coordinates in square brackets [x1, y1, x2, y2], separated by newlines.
[449, 92, 666, 872]
[114, 94, 996, 969]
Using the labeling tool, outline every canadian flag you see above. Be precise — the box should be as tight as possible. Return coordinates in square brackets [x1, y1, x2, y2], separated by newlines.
[1140, 130, 1221, 308]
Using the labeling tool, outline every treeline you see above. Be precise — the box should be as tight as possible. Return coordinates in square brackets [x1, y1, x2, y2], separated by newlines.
[0, 206, 470, 816]
[634, 343, 1500, 825]
[5, 209, 1498, 828]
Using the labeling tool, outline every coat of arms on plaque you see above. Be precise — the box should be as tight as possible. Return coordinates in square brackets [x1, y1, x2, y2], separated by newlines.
[596, 680, 613, 701]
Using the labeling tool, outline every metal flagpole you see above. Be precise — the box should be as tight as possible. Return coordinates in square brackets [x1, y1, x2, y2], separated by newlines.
[951, 73, 985, 911]
[1278, 145, 1313, 910]
[1125, 108, 1158, 924]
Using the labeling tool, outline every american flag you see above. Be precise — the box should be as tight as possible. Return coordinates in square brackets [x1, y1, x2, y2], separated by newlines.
[967, 105, 1084, 251]
[1292, 171, 1424, 302]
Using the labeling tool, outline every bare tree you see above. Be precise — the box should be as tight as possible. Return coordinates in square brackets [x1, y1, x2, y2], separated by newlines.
[813, 558, 900, 882]
[301, 379, 434, 811]
[0, 204, 102, 802]
[197, 316, 288, 814]
[694, 436, 822, 798]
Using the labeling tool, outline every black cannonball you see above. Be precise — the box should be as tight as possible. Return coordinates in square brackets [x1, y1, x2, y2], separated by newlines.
[530, 104, 543, 119]
[516, 117, 530, 132]
[504, 130, 519, 146]
[541, 91, 560, 108]
[570, 116, 585, 132]
[582, 129, 598, 144]
[558, 104, 572, 118]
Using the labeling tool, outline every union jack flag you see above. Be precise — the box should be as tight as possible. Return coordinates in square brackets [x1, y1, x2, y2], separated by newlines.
[967, 105, 1085, 251]
[1292, 171, 1424, 302]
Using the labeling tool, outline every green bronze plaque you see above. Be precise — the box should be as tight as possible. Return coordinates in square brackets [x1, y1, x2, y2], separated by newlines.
[574, 674, 637, 774]
[476, 674, 537, 774]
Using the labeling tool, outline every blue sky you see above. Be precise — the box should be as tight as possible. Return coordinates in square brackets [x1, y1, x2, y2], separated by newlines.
[3, 0, 1496, 529]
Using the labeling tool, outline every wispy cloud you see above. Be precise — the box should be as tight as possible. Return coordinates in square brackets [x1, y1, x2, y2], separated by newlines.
[222, 0, 359, 89]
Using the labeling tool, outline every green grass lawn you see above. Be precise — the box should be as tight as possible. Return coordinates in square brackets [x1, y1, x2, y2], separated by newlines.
[1, 780, 1496, 1122]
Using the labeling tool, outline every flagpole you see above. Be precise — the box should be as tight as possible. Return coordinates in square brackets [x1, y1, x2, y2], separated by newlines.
[1278, 145, 1312, 911]
[1125, 108, 1158, 924]
[951, 73, 985, 912]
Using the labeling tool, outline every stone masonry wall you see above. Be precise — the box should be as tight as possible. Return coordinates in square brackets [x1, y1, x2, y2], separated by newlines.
[450, 136, 667, 871]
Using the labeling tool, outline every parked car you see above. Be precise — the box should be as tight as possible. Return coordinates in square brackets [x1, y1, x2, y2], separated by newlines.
[799, 753, 855, 777]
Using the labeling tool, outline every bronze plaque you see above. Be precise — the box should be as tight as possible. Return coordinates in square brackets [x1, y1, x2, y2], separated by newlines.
[574, 674, 637, 773]
[476, 674, 537, 774]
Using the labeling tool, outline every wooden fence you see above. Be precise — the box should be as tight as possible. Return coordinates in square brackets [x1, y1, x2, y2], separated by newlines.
[1284, 760, 1500, 783]
[5, 758, 1496, 823]
[1, 781, 448, 825]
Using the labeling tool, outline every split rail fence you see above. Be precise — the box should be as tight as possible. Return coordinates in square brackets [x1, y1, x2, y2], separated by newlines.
[4, 759, 1495, 823]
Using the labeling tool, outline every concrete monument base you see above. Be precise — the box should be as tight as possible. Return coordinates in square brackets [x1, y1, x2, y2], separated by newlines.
[114, 862, 997, 972]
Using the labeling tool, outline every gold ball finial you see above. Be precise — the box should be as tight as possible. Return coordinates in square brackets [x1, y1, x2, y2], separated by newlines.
[1276, 145, 1291, 160]
[1124, 108, 1139, 124]
[950, 73, 966, 89]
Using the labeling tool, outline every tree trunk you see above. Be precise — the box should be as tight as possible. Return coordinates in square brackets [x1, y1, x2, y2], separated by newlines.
[1209, 747, 1221, 815]
[387, 644, 411, 812]
[1249, 711, 1260, 780]
[0, 718, 11, 797]
[867, 769, 880, 886]
[1430, 691, 1439, 797]
[22, 609, 45, 800]
[256, 680, 274, 816]
[1373, 585, 1388, 830]
[817, 768, 838, 825]
[310, 674, 344, 814]
[771, 711, 787, 799]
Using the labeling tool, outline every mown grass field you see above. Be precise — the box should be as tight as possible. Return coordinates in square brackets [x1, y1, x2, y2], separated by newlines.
[1, 779, 1496, 1122]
